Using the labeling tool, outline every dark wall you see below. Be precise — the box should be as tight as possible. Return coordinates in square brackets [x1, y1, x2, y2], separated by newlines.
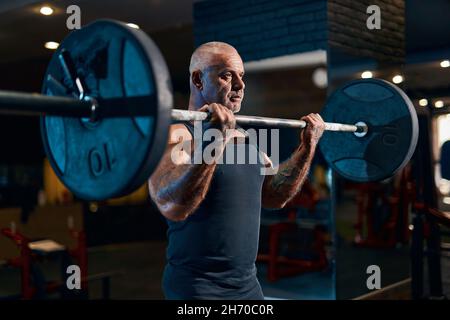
[406, 0, 450, 54]
[149, 25, 193, 109]
[193, 0, 327, 61]
[0, 59, 48, 164]
[329, 0, 405, 64]
[242, 67, 326, 119]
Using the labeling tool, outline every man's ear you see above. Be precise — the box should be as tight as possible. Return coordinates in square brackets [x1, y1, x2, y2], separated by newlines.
[191, 70, 203, 90]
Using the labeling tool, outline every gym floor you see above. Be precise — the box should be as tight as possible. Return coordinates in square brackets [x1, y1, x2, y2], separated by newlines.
[0, 239, 415, 300]
[0, 192, 421, 300]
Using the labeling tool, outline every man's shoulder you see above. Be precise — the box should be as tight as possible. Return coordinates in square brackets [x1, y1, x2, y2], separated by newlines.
[168, 123, 192, 144]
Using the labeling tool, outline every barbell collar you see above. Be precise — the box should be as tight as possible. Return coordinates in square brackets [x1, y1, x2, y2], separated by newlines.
[58, 49, 86, 99]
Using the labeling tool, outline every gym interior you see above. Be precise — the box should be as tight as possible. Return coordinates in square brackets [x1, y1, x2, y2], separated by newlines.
[0, 0, 449, 301]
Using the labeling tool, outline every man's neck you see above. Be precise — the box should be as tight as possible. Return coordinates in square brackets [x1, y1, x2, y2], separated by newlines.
[188, 94, 205, 111]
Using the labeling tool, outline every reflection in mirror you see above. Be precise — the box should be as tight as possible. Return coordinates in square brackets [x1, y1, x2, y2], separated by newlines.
[328, 0, 450, 299]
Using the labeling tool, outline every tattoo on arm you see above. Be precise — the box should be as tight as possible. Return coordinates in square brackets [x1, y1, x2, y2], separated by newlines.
[158, 163, 215, 205]
[265, 145, 314, 207]
[150, 139, 222, 219]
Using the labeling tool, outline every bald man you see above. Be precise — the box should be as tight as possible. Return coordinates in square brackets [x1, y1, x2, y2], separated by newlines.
[149, 42, 325, 300]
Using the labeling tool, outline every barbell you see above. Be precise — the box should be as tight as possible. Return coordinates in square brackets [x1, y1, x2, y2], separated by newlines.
[0, 20, 419, 200]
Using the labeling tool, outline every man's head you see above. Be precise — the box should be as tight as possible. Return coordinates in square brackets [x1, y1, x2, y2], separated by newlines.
[189, 42, 245, 113]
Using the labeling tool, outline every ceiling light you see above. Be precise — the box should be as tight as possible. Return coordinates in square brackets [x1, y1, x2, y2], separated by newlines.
[312, 68, 327, 88]
[44, 41, 59, 50]
[361, 71, 373, 79]
[40, 6, 54, 16]
[435, 100, 444, 108]
[392, 75, 403, 84]
[419, 99, 428, 107]
[126, 23, 140, 29]
[440, 60, 450, 68]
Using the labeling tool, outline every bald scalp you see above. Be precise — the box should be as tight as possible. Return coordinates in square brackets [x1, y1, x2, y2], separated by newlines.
[189, 42, 239, 75]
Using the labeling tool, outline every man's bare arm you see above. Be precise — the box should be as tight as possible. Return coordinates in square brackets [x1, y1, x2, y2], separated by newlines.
[149, 104, 236, 221]
[261, 144, 315, 209]
[261, 113, 325, 209]
[149, 140, 218, 221]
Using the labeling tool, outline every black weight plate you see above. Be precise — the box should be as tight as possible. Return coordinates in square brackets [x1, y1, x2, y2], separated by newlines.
[41, 20, 172, 200]
[319, 78, 418, 182]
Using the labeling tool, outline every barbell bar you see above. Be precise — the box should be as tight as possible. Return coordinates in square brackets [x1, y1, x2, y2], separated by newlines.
[171, 110, 368, 134]
[0, 19, 419, 200]
[0, 90, 368, 135]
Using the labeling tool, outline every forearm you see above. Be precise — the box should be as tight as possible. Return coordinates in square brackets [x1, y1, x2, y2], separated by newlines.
[150, 138, 227, 221]
[262, 144, 315, 209]
[155, 162, 217, 220]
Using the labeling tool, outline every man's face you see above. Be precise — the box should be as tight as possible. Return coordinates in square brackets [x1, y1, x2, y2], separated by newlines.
[200, 51, 245, 113]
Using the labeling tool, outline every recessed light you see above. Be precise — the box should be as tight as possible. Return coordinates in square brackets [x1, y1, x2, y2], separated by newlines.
[435, 100, 444, 108]
[440, 60, 450, 68]
[312, 68, 327, 88]
[126, 23, 140, 29]
[419, 99, 428, 107]
[40, 6, 54, 16]
[392, 75, 403, 84]
[361, 71, 373, 79]
[44, 41, 59, 50]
